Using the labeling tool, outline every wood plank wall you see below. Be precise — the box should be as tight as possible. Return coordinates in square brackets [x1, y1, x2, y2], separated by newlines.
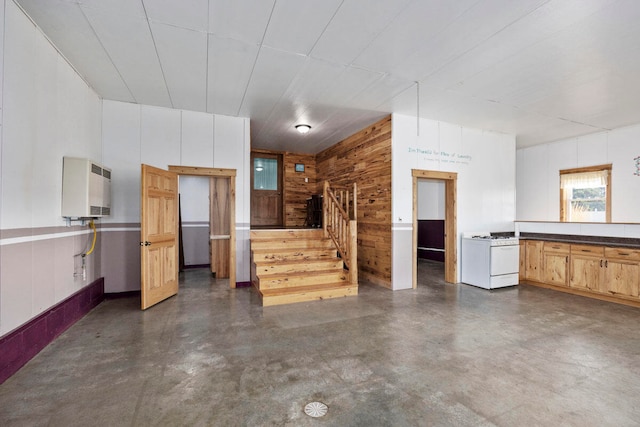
[315, 116, 392, 288]
[283, 152, 317, 227]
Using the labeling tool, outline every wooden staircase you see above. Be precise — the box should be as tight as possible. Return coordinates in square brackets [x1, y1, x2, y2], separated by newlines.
[250, 228, 358, 306]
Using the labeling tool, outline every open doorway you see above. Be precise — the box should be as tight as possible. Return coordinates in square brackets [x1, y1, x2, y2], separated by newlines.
[169, 165, 237, 288]
[412, 170, 457, 288]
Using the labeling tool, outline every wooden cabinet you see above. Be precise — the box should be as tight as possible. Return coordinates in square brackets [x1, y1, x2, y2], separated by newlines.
[524, 240, 543, 282]
[521, 239, 640, 307]
[543, 242, 570, 287]
[569, 244, 605, 292]
[603, 248, 640, 298]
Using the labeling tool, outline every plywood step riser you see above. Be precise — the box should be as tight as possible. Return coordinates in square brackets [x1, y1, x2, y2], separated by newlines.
[258, 271, 347, 290]
[250, 229, 324, 240]
[250, 239, 334, 250]
[261, 285, 358, 307]
[252, 249, 337, 263]
[254, 259, 343, 276]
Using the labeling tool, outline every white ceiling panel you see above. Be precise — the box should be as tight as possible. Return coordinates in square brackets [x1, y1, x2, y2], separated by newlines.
[263, 0, 342, 55]
[390, 0, 551, 81]
[15, 0, 134, 101]
[310, 0, 413, 65]
[238, 47, 307, 119]
[80, 0, 146, 18]
[150, 22, 207, 111]
[206, 35, 259, 116]
[421, 0, 619, 88]
[14, 0, 640, 152]
[143, 0, 209, 31]
[208, 0, 275, 44]
[353, 0, 478, 75]
[82, 5, 171, 106]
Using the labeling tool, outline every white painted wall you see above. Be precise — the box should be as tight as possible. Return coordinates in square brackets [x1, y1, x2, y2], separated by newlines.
[517, 124, 640, 224]
[179, 176, 210, 266]
[101, 100, 250, 290]
[0, 0, 103, 335]
[417, 180, 445, 220]
[392, 114, 516, 289]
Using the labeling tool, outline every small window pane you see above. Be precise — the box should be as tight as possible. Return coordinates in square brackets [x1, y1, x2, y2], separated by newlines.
[254, 158, 277, 190]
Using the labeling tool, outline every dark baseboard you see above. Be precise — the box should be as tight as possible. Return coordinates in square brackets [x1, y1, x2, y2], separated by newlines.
[182, 264, 211, 270]
[105, 290, 141, 299]
[236, 281, 251, 288]
[0, 278, 105, 385]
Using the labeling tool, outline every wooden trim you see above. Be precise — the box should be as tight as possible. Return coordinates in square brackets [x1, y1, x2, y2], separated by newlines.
[521, 280, 640, 309]
[412, 170, 457, 180]
[171, 166, 237, 288]
[411, 169, 458, 288]
[168, 165, 236, 177]
[559, 164, 611, 222]
[559, 164, 612, 175]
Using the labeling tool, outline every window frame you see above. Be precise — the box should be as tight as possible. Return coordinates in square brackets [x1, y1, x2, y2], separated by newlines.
[559, 164, 612, 223]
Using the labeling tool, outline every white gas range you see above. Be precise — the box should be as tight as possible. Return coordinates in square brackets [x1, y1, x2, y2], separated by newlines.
[461, 232, 519, 289]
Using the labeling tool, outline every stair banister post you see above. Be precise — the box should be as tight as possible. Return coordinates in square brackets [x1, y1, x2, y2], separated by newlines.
[323, 181, 329, 238]
[350, 182, 358, 284]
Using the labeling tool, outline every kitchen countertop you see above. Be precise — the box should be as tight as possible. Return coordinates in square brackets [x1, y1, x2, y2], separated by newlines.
[518, 232, 640, 249]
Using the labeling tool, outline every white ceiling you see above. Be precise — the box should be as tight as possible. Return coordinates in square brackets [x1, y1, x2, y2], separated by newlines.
[14, 0, 640, 153]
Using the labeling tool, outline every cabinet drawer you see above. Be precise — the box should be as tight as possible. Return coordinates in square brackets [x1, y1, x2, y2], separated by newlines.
[543, 242, 570, 253]
[604, 247, 640, 261]
[571, 244, 604, 256]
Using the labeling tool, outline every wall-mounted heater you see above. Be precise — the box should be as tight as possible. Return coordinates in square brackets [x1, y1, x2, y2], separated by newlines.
[62, 157, 111, 219]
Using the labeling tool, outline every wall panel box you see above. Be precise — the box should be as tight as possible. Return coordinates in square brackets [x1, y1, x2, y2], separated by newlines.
[62, 157, 111, 218]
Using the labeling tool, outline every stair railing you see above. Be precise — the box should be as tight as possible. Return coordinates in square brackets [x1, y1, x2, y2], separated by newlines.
[323, 181, 358, 285]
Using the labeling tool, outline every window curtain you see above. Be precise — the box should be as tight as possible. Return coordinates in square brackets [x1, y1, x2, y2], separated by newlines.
[560, 170, 608, 189]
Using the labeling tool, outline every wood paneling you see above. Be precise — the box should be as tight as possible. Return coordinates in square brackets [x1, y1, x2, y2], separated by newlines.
[316, 116, 392, 287]
[283, 152, 318, 227]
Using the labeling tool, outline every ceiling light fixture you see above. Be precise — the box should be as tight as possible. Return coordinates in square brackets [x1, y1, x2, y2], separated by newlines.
[295, 124, 311, 134]
[255, 166, 263, 172]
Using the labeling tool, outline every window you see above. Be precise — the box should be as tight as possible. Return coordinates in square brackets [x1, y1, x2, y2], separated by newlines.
[253, 157, 278, 190]
[560, 165, 611, 222]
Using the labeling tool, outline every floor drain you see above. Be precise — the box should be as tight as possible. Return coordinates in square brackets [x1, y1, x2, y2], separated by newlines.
[304, 401, 328, 418]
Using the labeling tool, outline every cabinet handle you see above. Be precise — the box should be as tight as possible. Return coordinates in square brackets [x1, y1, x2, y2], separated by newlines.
[600, 259, 603, 267]
[618, 252, 630, 256]
[566, 256, 568, 262]
[581, 249, 591, 253]
[605, 260, 608, 268]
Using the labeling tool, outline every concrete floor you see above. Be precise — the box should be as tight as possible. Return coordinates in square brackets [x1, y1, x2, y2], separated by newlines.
[1, 260, 640, 426]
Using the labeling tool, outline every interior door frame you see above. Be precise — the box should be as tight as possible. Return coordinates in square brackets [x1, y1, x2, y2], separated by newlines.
[412, 169, 457, 288]
[168, 165, 237, 288]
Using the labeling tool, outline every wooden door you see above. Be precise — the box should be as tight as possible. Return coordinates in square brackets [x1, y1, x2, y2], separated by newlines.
[251, 152, 282, 227]
[604, 259, 640, 297]
[543, 253, 569, 286]
[524, 240, 543, 282]
[569, 255, 604, 292]
[210, 176, 230, 278]
[140, 164, 179, 310]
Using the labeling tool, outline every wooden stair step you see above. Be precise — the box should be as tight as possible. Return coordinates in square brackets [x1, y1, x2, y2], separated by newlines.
[257, 282, 358, 307]
[250, 229, 324, 240]
[257, 269, 347, 290]
[250, 238, 334, 250]
[253, 258, 343, 276]
[252, 248, 337, 263]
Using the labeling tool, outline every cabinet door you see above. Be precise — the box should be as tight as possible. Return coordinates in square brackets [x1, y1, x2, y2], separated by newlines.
[604, 259, 640, 297]
[524, 241, 543, 282]
[544, 253, 569, 286]
[570, 255, 604, 292]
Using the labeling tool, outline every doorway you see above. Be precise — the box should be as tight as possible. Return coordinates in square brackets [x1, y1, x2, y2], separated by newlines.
[251, 151, 283, 227]
[412, 170, 457, 288]
[168, 165, 237, 288]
